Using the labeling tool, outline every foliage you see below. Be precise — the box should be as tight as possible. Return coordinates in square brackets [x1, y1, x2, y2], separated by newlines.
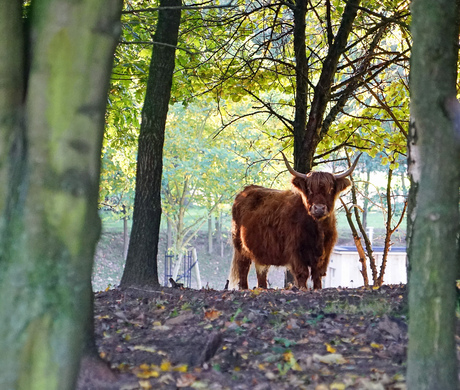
[162, 100, 287, 253]
[102, 0, 412, 256]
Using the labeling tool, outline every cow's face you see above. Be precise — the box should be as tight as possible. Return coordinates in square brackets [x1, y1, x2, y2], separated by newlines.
[292, 173, 351, 220]
[281, 152, 361, 220]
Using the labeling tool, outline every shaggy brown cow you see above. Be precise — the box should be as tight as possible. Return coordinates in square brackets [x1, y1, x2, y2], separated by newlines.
[229, 153, 361, 290]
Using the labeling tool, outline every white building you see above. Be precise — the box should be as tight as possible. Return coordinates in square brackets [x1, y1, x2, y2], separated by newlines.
[324, 246, 407, 288]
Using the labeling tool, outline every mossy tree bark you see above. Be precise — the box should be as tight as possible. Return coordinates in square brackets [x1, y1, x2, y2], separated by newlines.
[0, 1, 121, 389]
[121, 0, 181, 289]
[407, 0, 460, 387]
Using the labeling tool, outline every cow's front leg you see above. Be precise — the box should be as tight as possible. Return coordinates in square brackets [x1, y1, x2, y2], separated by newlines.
[291, 262, 309, 289]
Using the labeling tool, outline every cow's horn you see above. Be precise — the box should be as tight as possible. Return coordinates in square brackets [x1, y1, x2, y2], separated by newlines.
[334, 153, 362, 179]
[281, 151, 307, 179]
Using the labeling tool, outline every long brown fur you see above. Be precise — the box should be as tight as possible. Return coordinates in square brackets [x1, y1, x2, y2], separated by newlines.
[229, 172, 351, 290]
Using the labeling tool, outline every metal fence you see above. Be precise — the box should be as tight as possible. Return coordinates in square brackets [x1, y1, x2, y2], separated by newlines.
[164, 249, 198, 288]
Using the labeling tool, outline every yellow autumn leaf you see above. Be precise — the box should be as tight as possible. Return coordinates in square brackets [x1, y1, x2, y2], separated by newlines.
[283, 351, 294, 362]
[173, 364, 188, 372]
[138, 379, 152, 389]
[136, 369, 159, 379]
[160, 360, 172, 371]
[330, 382, 346, 390]
[326, 343, 337, 353]
[371, 342, 384, 350]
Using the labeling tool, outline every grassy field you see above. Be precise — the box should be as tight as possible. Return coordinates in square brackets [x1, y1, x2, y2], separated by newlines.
[92, 208, 406, 291]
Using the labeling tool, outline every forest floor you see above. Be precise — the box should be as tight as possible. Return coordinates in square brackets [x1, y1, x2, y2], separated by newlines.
[75, 283, 434, 390]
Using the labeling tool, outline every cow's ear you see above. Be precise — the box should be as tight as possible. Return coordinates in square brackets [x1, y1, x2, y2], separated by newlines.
[292, 177, 307, 193]
[335, 177, 351, 193]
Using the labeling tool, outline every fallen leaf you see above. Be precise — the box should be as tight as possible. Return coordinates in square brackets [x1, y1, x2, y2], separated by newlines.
[133, 345, 156, 353]
[313, 353, 348, 365]
[251, 289, 262, 296]
[138, 380, 152, 389]
[160, 360, 172, 371]
[176, 373, 196, 388]
[165, 312, 195, 325]
[265, 371, 277, 380]
[134, 365, 160, 379]
[371, 342, 384, 350]
[204, 309, 222, 321]
[173, 364, 188, 372]
[326, 343, 337, 353]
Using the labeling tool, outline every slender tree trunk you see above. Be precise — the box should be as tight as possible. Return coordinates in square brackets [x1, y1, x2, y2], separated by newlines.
[407, 0, 460, 386]
[166, 216, 173, 250]
[362, 169, 371, 230]
[341, 199, 369, 287]
[217, 212, 224, 257]
[208, 215, 213, 254]
[0, 1, 122, 389]
[121, 0, 181, 288]
[122, 204, 129, 260]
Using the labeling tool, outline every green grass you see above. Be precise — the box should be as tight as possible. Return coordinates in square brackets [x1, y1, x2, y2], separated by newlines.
[322, 298, 393, 316]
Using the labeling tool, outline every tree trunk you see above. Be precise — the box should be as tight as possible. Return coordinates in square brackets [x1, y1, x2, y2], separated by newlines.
[166, 216, 173, 250]
[121, 0, 182, 288]
[0, 1, 121, 389]
[301, 0, 361, 171]
[407, 0, 460, 387]
[286, 0, 360, 286]
[122, 204, 129, 260]
[292, 0, 308, 173]
[208, 215, 213, 254]
[362, 169, 371, 230]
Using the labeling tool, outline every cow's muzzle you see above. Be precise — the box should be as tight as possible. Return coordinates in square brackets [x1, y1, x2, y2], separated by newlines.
[311, 204, 328, 219]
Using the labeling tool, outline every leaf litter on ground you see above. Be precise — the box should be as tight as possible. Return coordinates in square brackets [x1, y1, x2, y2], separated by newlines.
[84, 284, 426, 390]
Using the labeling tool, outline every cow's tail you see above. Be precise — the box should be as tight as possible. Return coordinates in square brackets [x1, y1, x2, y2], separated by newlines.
[228, 248, 240, 289]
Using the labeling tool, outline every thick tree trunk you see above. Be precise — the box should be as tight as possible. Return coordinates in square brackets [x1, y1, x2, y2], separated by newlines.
[0, 1, 121, 389]
[407, 0, 460, 387]
[287, 0, 361, 287]
[292, 0, 308, 173]
[121, 0, 181, 288]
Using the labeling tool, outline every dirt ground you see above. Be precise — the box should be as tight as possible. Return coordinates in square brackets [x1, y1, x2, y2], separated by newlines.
[73, 284, 438, 390]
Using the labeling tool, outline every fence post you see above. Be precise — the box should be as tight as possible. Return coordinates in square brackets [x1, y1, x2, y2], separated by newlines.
[192, 248, 202, 289]
[172, 252, 182, 282]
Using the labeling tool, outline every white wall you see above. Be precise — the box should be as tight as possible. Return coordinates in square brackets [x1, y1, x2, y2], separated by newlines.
[324, 246, 407, 288]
